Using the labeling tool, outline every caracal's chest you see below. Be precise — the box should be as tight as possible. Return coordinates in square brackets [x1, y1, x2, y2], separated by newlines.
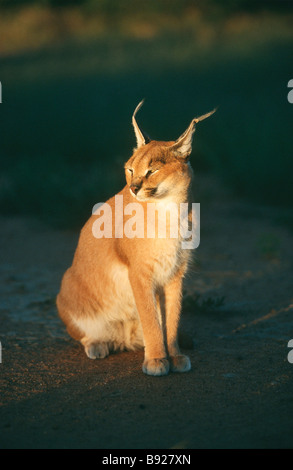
[146, 198, 190, 286]
[151, 237, 189, 286]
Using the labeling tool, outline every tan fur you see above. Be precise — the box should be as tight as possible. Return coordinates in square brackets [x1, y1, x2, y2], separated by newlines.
[57, 102, 215, 376]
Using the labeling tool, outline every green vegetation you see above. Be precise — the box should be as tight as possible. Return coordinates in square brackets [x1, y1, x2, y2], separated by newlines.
[0, 1, 292, 227]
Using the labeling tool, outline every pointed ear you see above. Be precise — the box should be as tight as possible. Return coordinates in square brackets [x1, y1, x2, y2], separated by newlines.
[132, 100, 151, 149]
[170, 108, 217, 160]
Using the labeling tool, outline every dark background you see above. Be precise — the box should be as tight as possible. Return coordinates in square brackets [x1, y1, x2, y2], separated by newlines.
[0, 0, 292, 228]
[1, 1, 293, 450]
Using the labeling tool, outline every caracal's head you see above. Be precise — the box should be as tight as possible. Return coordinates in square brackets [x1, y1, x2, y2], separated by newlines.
[124, 100, 216, 202]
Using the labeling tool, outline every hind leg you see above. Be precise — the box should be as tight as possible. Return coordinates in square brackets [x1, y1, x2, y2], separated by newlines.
[81, 337, 111, 359]
[60, 315, 111, 359]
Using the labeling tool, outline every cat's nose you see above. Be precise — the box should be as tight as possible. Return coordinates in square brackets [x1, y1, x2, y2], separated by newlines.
[130, 183, 140, 195]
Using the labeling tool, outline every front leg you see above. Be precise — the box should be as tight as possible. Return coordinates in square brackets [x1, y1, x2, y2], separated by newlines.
[164, 269, 191, 373]
[129, 270, 169, 376]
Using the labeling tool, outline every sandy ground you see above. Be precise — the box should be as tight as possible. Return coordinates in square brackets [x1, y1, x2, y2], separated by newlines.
[0, 175, 293, 449]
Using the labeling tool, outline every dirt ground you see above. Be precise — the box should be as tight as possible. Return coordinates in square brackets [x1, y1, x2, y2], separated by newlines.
[0, 175, 293, 449]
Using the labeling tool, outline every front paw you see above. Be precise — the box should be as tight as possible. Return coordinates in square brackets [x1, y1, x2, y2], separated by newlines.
[142, 358, 170, 376]
[169, 355, 191, 373]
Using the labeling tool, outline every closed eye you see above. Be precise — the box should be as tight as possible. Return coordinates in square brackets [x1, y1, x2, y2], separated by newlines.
[145, 169, 159, 178]
[126, 168, 133, 175]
